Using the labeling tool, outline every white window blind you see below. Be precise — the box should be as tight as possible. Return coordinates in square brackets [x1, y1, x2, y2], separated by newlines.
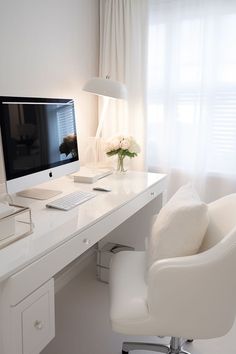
[57, 104, 75, 140]
[56, 104, 76, 161]
[147, 0, 236, 178]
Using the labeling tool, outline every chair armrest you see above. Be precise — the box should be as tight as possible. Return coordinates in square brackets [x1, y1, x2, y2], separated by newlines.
[147, 237, 236, 339]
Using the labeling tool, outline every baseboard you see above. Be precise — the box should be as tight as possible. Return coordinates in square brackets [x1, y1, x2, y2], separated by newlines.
[54, 246, 97, 293]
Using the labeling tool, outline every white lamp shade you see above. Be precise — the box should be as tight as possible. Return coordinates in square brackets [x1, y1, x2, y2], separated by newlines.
[83, 77, 127, 100]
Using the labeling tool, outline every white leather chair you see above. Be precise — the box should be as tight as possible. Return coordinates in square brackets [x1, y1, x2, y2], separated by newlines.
[110, 194, 236, 354]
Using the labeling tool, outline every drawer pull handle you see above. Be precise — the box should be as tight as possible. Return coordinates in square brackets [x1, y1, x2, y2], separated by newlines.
[151, 192, 155, 196]
[34, 320, 43, 330]
[83, 238, 90, 245]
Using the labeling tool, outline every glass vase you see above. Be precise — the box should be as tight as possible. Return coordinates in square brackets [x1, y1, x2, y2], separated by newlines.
[116, 154, 126, 173]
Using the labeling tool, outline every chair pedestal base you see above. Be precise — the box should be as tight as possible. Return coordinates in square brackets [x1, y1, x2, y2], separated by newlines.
[122, 337, 192, 354]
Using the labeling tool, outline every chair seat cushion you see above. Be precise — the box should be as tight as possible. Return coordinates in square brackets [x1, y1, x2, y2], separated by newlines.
[110, 251, 148, 324]
[147, 184, 209, 268]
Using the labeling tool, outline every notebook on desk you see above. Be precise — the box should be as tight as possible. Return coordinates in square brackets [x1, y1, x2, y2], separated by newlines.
[73, 167, 113, 183]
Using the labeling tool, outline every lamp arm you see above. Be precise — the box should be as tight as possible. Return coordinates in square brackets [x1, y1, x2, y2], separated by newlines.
[95, 97, 109, 138]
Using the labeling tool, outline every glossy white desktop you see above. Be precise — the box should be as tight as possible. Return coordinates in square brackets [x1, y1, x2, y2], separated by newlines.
[0, 171, 166, 354]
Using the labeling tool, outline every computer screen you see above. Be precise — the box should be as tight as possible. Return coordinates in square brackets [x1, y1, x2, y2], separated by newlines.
[0, 96, 80, 193]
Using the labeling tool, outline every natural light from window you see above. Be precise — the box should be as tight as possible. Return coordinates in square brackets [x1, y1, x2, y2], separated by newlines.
[147, 1, 236, 177]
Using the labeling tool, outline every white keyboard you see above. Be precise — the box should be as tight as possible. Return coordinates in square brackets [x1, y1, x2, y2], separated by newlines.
[46, 190, 96, 211]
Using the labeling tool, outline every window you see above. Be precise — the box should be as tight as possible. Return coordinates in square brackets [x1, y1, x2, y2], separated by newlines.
[147, 0, 236, 176]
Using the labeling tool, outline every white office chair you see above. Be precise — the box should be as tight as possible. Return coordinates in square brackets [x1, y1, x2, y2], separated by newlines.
[110, 194, 236, 354]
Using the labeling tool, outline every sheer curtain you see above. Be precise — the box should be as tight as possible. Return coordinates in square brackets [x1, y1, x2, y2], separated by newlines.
[147, 0, 236, 201]
[99, 0, 148, 170]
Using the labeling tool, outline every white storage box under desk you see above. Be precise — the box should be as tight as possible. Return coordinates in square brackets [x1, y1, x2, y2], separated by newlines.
[97, 243, 134, 283]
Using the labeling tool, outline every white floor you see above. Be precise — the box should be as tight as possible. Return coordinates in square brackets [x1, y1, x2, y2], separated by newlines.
[42, 260, 235, 354]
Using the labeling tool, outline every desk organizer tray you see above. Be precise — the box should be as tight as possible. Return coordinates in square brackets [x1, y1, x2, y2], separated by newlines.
[0, 204, 33, 249]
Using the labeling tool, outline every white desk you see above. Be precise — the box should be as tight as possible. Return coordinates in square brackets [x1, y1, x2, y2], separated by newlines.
[0, 171, 166, 354]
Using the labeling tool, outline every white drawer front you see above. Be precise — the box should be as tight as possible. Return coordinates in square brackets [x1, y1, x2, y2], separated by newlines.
[11, 279, 55, 354]
[22, 291, 53, 354]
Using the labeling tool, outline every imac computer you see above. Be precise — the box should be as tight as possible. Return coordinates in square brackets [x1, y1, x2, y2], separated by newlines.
[0, 96, 80, 197]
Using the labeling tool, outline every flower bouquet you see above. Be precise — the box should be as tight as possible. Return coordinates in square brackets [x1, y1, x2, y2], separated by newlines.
[105, 135, 140, 172]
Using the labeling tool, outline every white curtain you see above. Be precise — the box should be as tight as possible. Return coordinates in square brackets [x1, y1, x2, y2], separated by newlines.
[147, 0, 236, 202]
[99, 0, 148, 170]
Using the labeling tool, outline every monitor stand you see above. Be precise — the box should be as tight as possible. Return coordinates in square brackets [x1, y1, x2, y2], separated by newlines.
[17, 188, 62, 200]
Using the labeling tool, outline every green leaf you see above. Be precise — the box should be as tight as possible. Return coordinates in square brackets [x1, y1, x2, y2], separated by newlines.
[106, 150, 119, 157]
[106, 148, 138, 159]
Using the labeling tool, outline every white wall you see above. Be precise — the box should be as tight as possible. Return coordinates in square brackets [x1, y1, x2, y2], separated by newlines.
[0, 0, 99, 188]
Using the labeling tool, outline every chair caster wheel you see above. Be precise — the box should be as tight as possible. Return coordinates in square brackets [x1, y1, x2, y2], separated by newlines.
[187, 339, 193, 343]
[122, 351, 128, 354]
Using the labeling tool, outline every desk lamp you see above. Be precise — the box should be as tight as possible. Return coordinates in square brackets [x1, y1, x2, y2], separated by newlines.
[83, 76, 127, 166]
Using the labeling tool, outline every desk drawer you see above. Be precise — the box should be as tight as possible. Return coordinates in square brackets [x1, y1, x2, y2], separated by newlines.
[11, 279, 55, 354]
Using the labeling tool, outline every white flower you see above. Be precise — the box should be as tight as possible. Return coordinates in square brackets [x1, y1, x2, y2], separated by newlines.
[129, 140, 141, 154]
[105, 137, 120, 153]
[111, 138, 121, 150]
[104, 142, 113, 153]
[120, 138, 130, 150]
[105, 134, 140, 157]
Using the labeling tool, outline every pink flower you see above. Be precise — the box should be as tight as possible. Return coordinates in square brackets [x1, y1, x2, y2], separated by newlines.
[120, 138, 130, 150]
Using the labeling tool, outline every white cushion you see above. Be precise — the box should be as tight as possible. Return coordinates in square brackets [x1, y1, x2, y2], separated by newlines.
[147, 184, 209, 268]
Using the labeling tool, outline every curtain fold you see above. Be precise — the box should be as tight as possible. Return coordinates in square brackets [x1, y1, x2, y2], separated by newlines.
[147, 0, 236, 202]
[99, 0, 148, 170]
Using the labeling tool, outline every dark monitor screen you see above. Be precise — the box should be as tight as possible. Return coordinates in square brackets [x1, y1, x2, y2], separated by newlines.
[0, 97, 79, 181]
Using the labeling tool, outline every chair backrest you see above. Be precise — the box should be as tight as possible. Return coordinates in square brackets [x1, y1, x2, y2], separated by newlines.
[200, 193, 236, 252]
[147, 194, 236, 339]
